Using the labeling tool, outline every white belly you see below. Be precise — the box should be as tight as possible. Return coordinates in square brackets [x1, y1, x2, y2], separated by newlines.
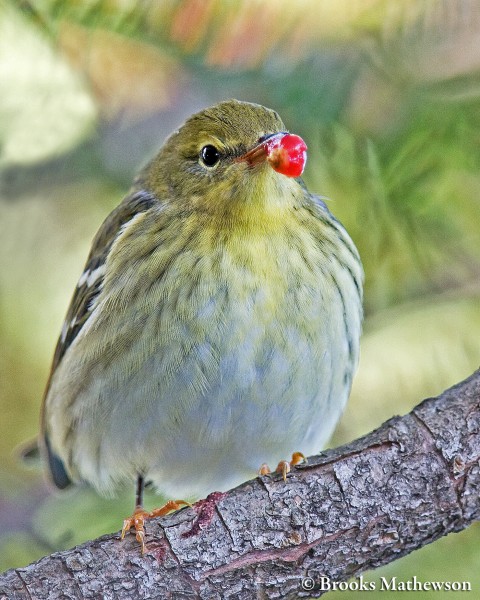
[46, 234, 361, 497]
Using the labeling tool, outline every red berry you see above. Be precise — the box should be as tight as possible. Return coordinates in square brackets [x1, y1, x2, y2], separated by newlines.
[265, 133, 307, 178]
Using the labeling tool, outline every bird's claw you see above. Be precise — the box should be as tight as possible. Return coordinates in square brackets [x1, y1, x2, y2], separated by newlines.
[121, 508, 149, 555]
[259, 451, 307, 482]
[121, 500, 191, 555]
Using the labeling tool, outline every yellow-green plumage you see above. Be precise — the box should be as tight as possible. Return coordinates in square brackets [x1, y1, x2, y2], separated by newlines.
[42, 100, 363, 497]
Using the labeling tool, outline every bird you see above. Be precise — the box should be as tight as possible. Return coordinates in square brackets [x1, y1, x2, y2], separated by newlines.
[40, 99, 363, 553]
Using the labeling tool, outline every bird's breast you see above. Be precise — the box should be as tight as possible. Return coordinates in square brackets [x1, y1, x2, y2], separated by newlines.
[46, 208, 361, 494]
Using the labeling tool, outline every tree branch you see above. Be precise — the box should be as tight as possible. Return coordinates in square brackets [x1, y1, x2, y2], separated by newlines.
[2, 370, 480, 599]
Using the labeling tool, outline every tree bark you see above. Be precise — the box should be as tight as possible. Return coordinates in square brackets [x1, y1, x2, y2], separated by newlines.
[2, 370, 480, 599]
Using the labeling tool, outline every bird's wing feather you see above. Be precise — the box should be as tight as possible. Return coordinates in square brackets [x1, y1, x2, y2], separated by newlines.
[41, 189, 156, 488]
[49, 190, 157, 373]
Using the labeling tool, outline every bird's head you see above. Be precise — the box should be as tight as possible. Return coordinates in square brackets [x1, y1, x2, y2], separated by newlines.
[142, 100, 307, 222]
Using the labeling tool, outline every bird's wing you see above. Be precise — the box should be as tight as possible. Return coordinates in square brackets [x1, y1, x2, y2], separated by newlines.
[49, 189, 157, 374]
[41, 189, 157, 488]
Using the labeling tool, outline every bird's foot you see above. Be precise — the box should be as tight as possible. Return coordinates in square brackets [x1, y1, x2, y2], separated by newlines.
[259, 451, 307, 482]
[121, 500, 191, 555]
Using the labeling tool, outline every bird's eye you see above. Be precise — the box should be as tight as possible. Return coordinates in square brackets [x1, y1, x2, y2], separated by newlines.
[200, 145, 220, 168]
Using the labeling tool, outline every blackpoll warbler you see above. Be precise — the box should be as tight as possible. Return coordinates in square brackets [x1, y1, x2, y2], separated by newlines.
[41, 99, 363, 553]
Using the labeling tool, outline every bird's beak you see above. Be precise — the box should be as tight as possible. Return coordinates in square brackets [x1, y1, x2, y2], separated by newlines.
[236, 132, 307, 178]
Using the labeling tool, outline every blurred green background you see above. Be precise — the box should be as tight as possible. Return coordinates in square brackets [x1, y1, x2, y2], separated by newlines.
[1, 0, 480, 595]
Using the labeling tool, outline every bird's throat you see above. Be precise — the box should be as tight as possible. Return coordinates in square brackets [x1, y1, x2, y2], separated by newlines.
[205, 169, 302, 233]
